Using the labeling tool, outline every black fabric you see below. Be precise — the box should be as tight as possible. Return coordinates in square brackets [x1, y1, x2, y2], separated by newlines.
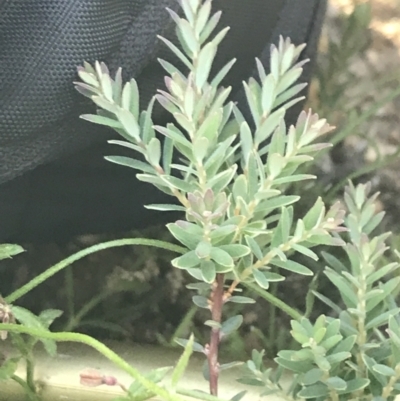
[0, 0, 327, 242]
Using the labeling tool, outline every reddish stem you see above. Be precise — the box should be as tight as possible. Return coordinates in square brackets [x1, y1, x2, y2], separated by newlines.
[207, 273, 225, 396]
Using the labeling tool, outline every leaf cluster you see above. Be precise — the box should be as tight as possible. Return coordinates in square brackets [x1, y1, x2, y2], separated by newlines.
[242, 183, 400, 401]
[75, 0, 345, 300]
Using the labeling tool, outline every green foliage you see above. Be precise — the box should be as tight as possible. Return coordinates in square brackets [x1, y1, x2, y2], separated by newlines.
[1, 1, 400, 400]
[0, 244, 24, 261]
[75, 0, 344, 309]
[75, 1, 347, 395]
[242, 182, 400, 400]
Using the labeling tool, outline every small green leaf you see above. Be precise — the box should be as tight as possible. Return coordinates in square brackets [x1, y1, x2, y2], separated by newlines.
[145, 204, 186, 212]
[125, 79, 140, 118]
[276, 67, 303, 95]
[175, 338, 205, 353]
[275, 357, 314, 374]
[0, 244, 24, 261]
[117, 109, 141, 141]
[373, 364, 395, 377]
[199, 10, 222, 44]
[367, 262, 399, 285]
[209, 225, 236, 242]
[326, 376, 347, 391]
[178, 19, 199, 55]
[219, 361, 243, 371]
[196, 241, 212, 259]
[273, 174, 316, 185]
[252, 269, 270, 289]
[261, 74, 277, 114]
[321, 251, 347, 273]
[271, 206, 292, 248]
[162, 136, 174, 174]
[172, 251, 201, 269]
[292, 244, 318, 261]
[230, 390, 247, 401]
[301, 368, 324, 386]
[268, 120, 286, 156]
[291, 319, 312, 337]
[186, 282, 210, 291]
[171, 334, 194, 389]
[155, 125, 192, 149]
[297, 383, 329, 399]
[221, 315, 243, 336]
[140, 98, 156, 144]
[158, 36, 192, 70]
[243, 81, 262, 125]
[192, 295, 209, 309]
[324, 268, 358, 308]
[227, 296, 256, 304]
[161, 175, 196, 192]
[80, 114, 122, 129]
[291, 330, 309, 345]
[128, 366, 171, 395]
[39, 309, 63, 329]
[303, 197, 325, 230]
[326, 351, 351, 364]
[268, 153, 285, 178]
[195, 42, 216, 89]
[105, 156, 154, 174]
[263, 272, 285, 282]
[331, 335, 356, 354]
[11, 306, 57, 356]
[256, 196, 300, 215]
[245, 236, 263, 260]
[0, 357, 19, 380]
[319, 334, 342, 352]
[337, 378, 369, 394]
[366, 308, 400, 330]
[77, 69, 99, 87]
[257, 109, 285, 148]
[201, 260, 216, 284]
[274, 83, 307, 109]
[211, 59, 236, 88]
[314, 327, 326, 344]
[219, 244, 250, 258]
[167, 222, 201, 250]
[210, 248, 234, 267]
[240, 122, 253, 163]
[193, 137, 209, 162]
[204, 320, 221, 330]
[197, 110, 223, 143]
[208, 165, 237, 193]
[99, 73, 114, 101]
[271, 259, 313, 276]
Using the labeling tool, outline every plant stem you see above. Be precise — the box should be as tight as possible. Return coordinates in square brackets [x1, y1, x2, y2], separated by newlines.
[6, 239, 185, 304]
[381, 365, 400, 399]
[64, 267, 75, 324]
[11, 374, 41, 401]
[207, 273, 225, 396]
[356, 264, 368, 382]
[25, 355, 36, 396]
[63, 290, 121, 332]
[0, 324, 185, 401]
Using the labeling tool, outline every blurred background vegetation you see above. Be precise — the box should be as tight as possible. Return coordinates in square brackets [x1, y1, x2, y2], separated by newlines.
[1, 0, 400, 361]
